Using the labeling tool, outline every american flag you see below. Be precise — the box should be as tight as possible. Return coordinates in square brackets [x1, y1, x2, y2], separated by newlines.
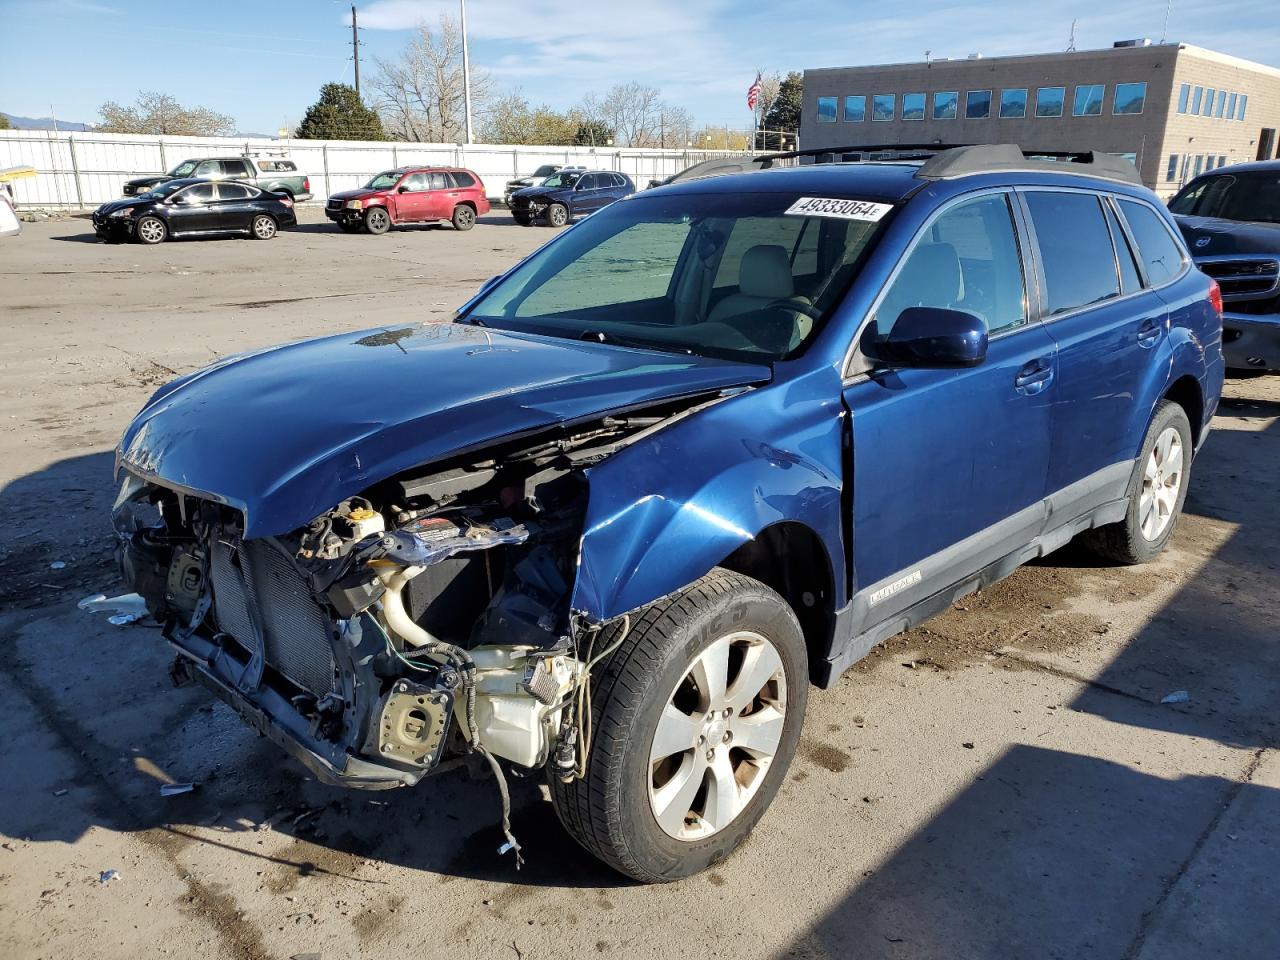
[747, 73, 762, 111]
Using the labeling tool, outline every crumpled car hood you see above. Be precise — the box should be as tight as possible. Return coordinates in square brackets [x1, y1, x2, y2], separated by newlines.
[1175, 214, 1280, 256]
[328, 188, 382, 202]
[118, 322, 770, 537]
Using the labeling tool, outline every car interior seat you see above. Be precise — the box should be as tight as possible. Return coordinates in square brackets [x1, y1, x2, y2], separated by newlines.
[707, 244, 814, 350]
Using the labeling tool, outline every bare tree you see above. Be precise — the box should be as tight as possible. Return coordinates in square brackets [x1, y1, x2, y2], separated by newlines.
[754, 70, 782, 124]
[575, 83, 703, 148]
[96, 91, 236, 137]
[371, 14, 493, 142]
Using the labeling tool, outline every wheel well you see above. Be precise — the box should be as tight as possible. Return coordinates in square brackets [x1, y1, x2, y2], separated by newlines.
[720, 522, 835, 686]
[1164, 376, 1204, 446]
[458, 200, 477, 211]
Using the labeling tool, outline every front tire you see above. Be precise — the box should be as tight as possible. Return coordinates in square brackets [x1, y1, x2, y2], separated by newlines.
[545, 202, 569, 228]
[363, 207, 391, 235]
[134, 216, 167, 245]
[550, 569, 808, 883]
[1083, 400, 1193, 564]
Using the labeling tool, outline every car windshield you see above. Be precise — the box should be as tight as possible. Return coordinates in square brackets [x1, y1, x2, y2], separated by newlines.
[540, 171, 581, 188]
[463, 190, 891, 362]
[168, 161, 198, 177]
[139, 181, 190, 200]
[533, 165, 559, 178]
[1170, 170, 1280, 224]
[365, 171, 404, 190]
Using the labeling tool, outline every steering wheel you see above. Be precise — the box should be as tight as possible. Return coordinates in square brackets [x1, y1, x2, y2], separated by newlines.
[766, 298, 824, 322]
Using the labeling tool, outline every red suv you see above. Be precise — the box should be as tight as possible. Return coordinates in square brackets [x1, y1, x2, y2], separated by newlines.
[325, 167, 490, 234]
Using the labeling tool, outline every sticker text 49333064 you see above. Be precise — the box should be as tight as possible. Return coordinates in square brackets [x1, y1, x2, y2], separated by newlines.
[784, 197, 893, 222]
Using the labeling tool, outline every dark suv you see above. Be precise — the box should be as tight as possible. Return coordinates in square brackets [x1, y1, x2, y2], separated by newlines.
[509, 169, 635, 226]
[112, 144, 1221, 883]
[1170, 159, 1280, 371]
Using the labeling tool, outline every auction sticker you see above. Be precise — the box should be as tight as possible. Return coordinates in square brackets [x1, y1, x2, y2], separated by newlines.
[784, 197, 893, 221]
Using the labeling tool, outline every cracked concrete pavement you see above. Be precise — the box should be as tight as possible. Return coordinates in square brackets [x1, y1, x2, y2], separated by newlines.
[1, 209, 1277, 959]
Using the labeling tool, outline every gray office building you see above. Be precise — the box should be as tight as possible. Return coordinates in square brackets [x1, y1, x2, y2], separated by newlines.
[800, 42, 1280, 195]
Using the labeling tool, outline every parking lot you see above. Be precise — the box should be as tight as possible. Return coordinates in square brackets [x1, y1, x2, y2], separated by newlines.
[2, 207, 1278, 960]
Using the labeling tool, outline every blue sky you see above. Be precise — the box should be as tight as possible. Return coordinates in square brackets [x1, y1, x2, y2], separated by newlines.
[2, 0, 1278, 133]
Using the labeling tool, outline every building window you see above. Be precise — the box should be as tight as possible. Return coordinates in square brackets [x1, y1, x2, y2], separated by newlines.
[816, 96, 837, 122]
[1036, 86, 1066, 117]
[1073, 84, 1104, 117]
[933, 91, 958, 119]
[872, 94, 896, 121]
[1238, 94, 1248, 121]
[966, 90, 991, 119]
[1193, 155, 1204, 177]
[1215, 90, 1228, 118]
[1202, 87, 1216, 116]
[1166, 155, 1179, 181]
[1000, 88, 1028, 118]
[1191, 86, 1204, 113]
[1177, 83, 1191, 114]
[844, 95, 866, 122]
[1227, 92, 1238, 120]
[902, 92, 925, 120]
[1113, 82, 1147, 115]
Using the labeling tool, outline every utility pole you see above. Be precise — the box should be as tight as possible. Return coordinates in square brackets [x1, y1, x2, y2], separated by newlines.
[460, 0, 473, 143]
[351, 5, 361, 98]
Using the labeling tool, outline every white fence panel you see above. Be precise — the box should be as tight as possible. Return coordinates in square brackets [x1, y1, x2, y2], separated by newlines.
[0, 129, 750, 208]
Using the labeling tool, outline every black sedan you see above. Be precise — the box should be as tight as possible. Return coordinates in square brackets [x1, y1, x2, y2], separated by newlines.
[91, 178, 297, 244]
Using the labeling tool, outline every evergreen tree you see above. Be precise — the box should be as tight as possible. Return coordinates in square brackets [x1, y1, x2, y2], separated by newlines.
[296, 83, 385, 141]
[762, 72, 802, 138]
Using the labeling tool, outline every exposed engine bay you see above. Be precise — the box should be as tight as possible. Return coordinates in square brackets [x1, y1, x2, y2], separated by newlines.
[113, 401, 714, 823]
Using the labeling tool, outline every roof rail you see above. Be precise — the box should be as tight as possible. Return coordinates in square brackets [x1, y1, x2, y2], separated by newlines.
[915, 144, 1142, 185]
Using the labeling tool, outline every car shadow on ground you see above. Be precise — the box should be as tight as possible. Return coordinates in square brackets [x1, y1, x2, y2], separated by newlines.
[778, 395, 1280, 958]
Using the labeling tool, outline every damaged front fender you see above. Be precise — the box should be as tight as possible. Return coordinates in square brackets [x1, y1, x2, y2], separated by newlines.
[572, 365, 847, 623]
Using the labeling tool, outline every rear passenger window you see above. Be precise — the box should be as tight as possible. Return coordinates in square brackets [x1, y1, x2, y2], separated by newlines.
[1103, 201, 1143, 294]
[1118, 199, 1185, 286]
[1024, 192, 1120, 314]
[217, 183, 255, 201]
[428, 173, 449, 190]
[873, 193, 1027, 337]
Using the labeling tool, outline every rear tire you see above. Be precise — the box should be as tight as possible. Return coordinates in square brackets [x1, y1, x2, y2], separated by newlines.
[1082, 400, 1193, 564]
[451, 204, 476, 230]
[550, 569, 808, 883]
[363, 207, 391, 235]
[250, 214, 277, 240]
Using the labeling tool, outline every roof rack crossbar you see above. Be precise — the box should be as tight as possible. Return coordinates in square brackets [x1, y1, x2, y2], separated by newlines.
[914, 144, 1143, 185]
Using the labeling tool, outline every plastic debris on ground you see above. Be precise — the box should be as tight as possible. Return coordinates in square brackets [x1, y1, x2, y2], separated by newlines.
[1160, 690, 1191, 704]
[159, 783, 196, 797]
[78, 592, 149, 625]
[49, 560, 67, 570]
[98, 869, 120, 884]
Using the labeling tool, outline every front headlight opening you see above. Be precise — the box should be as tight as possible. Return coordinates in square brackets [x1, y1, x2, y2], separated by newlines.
[110, 207, 135, 218]
[345, 199, 363, 209]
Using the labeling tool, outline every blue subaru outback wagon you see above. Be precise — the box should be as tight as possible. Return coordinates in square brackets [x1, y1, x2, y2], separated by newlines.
[113, 144, 1223, 882]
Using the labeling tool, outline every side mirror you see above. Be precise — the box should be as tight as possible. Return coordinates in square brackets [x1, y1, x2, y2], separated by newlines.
[397, 185, 410, 193]
[870, 307, 988, 368]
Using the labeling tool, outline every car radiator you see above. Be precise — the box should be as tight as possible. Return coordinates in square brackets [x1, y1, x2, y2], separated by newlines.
[209, 538, 338, 697]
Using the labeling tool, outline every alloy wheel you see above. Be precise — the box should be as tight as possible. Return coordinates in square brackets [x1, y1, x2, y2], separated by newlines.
[136, 218, 165, 244]
[648, 630, 787, 841]
[549, 204, 568, 227]
[252, 215, 276, 239]
[1139, 427, 1184, 541]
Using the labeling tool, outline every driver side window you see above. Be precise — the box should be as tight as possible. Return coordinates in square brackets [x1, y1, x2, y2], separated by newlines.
[872, 193, 1027, 339]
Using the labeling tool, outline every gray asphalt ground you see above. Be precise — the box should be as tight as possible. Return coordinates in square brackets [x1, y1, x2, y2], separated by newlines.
[1, 206, 1277, 960]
